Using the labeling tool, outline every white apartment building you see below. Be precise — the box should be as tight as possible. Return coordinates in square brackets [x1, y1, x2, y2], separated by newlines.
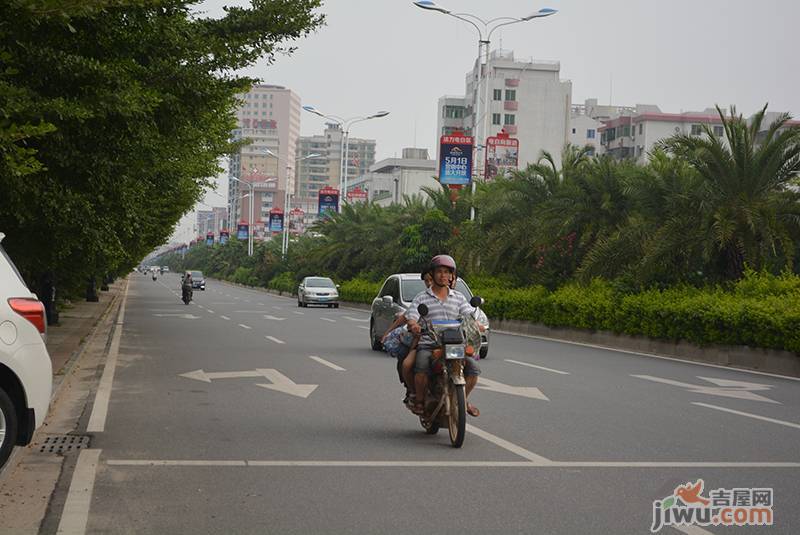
[568, 99, 637, 155]
[228, 84, 301, 232]
[347, 148, 438, 207]
[437, 49, 572, 172]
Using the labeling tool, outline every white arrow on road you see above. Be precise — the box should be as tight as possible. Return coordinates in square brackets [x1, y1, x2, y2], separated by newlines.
[477, 378, 549, 401]
[263, 315, 286, 321]
[631, 375, 779, 404]
[153, 313, 201, 320]
[179, 368, 317, 399]
[256, 369, 318, 398]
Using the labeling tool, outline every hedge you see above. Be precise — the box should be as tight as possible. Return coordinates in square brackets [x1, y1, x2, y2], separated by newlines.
[329, 272, 800, 354]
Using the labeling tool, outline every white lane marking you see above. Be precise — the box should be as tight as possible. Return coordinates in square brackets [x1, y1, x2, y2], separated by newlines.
[321, 317, 336, 323]
[263, 315, 286, 321]
[357, 326, 369, 330]
[57, 448, 102, 534]
[293, 311, 304, 315]
[494, 329, 800, 382]
[272, 306, 282, 310]
[265, 336, 285, 345]
[211, 302, 236, 305]
[476, 378, 549, 401]
[233, 310, 269, 313]
[343, 316, 370, 322]
[105, 459, 800, 468]
[238, 324, 252, 330]
[309, 356, 346, 371]
[207, 310, 215, 314]
[87, 281, 129, 432]
[505, 359, 570, 375]
[220, 315, 230, 321]
[258, 303, 265, 306]
[196, 305, 205, 310]
[692, 402, 800, 430]
[152, 313, 200, 319]
[632, 375, 779, 404]
[673, 525, 716, 535]
[466, 424, 552, 464]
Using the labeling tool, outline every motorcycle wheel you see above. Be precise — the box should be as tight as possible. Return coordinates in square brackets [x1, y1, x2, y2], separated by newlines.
[447, 384, 467, 448]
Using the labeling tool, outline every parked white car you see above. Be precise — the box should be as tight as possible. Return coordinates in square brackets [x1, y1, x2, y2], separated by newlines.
[0, 232, 52, 469]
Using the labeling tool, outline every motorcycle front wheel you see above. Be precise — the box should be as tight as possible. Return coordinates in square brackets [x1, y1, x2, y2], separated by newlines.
[447, 384, 466, 448]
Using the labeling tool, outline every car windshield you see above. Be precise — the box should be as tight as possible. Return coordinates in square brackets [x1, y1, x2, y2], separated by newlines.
[306, 278, 335, 288]
[191, 271, 203, 278]
[401, 278, 471, 303]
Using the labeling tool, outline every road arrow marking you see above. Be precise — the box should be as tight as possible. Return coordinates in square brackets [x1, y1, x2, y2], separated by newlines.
[343, 316, 370, 323]
[477, 378, 549, 401]
[180, 369, 265, 383]
[631, 375, 779, 404]
[265, 336, 285, 345]
[256, 369, 317, 398]
[263, 315, 286, 321]
[152, 313, 200, 320]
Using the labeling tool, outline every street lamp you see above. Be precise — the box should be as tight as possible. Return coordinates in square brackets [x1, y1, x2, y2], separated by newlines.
[229, 176, 254, 256]
[412, 1, 557, 220]
[264, 149, 321, 259]
[302, 105, 390, 210]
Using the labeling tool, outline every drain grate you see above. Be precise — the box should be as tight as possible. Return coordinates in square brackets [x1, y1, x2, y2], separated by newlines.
[39, 434, 91, 454]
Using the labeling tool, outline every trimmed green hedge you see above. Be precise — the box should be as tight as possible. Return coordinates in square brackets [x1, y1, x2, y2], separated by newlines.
[331, 272, 800, 354]
[267, 271, 296, 294]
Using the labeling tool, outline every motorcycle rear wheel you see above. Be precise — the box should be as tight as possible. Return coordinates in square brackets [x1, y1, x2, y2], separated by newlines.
[447, 384, 466, 448]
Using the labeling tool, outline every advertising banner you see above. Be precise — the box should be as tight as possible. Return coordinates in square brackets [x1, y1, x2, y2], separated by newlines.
[289, 208, 305, 235]
[237, 223, 249, 241]
[268, 208, 284, 233]
[438, 134, 474, 186]
[219, 230, 229, 245]
[318, 186, 339, 217]
[485, 132, 519, 180]
[205, 232, 214, 246]
[346, 187, 368, 203]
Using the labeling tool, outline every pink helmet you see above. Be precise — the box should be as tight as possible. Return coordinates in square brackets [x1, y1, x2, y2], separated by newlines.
[429, 254, 456, 274]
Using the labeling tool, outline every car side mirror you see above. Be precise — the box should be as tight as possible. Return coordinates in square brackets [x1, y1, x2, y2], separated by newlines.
[382, 295, 394, 306]
[469, 296, 484, 308]
[417, 303, 429, 317]
[336, 284, 340, 289]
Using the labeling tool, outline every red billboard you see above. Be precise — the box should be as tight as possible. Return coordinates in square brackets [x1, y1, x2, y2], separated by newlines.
[485, 131, 519, 180]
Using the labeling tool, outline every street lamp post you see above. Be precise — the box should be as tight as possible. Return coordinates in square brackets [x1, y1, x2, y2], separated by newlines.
[302, 106, 389, 210]
[229, 176, 254, 256]
[265, 150, 321, 259]
[413, 1, 557, 220]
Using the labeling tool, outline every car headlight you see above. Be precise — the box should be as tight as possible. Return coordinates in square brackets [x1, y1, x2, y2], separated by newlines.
[445, 346, 465, 360]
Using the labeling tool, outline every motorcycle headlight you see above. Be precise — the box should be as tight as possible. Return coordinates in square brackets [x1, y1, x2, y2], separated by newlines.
[445, 346, 465, 360]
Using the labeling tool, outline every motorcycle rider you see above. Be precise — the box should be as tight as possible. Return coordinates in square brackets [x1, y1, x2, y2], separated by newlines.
[181, 272, 193, 302]
[405, 255, 481, 418]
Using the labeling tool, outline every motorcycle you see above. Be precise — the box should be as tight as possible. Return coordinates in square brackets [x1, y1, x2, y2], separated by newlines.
[414, 296, 483, 448]
[182, 286, 192, 305]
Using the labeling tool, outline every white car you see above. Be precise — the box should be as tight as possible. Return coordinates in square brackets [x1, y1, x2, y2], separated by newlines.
[297, 276, 339, 308]
[0, 233, 52, 469]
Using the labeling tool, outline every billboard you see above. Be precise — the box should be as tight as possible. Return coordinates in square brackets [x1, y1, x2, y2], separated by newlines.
[289, 208, 305, 235]
[268, 208, 284, 233]
[205, 232, 214, 246]
[485, 133, 519, 180]
[219, 230, 229, 244]
[237, 223, 249, 241]
[346, 187, 368, 203]
[438, 134, 474, 186]
[318, 186, 339, 217]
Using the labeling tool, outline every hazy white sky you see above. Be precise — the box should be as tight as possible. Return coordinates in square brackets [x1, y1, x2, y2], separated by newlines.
[172, 0, 800, 242]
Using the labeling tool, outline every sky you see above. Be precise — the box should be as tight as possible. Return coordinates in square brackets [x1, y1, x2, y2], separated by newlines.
[171, 0, 800, 243]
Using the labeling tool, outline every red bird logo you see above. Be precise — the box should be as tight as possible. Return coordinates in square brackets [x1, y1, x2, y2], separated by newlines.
[675, 480, 710, 506]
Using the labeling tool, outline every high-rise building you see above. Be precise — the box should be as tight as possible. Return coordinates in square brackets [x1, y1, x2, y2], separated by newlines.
[196, 207, 228, 238]
[295, 123, 376, 216]
[348, 148, 438, 207]
[436, 49, 572, 171]
[228, 84, 301, 236]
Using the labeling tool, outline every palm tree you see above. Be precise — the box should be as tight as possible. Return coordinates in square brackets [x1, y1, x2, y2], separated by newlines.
[658, 105, 800, 279]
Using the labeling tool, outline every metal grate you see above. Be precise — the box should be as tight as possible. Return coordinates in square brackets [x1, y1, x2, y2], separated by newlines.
[38, 434, 91, 454]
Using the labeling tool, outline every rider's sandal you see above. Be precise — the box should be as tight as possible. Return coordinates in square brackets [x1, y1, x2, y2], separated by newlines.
[467, 403, 480, 417]
[412, 401, 425, 415]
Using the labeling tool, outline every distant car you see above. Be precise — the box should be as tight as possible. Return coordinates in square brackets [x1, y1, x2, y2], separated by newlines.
[161, 266, 170, 273]
[184, 270, 205, 290]
[297, 277, 339, 308]
[0, 232, 52, 469]
[369, 273, 490, 358]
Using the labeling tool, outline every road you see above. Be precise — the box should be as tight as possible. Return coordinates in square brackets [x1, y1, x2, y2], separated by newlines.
[41, 273, 800, 534]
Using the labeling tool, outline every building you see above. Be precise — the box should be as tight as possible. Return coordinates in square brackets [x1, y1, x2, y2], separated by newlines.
[196, 207, 228, 238]
[568, 99, 637, 155]
[348, 148, 438, 207]
[228, 84, 301, 235]
[294, 123, 376, 221]
[436, 49, 572, 172]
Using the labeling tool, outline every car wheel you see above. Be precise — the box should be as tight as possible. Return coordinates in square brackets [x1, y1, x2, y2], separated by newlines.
[327, 304, 332, 308]
[479, 347, 488, 359]
[0, 387, 19, 469]
[333, 303, 339, 309]
[297, 300, 302, 308]
[369, 319, 382, 351]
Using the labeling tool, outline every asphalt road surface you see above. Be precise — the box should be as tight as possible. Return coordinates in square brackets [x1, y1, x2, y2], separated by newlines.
[42, 273, 800, 534]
